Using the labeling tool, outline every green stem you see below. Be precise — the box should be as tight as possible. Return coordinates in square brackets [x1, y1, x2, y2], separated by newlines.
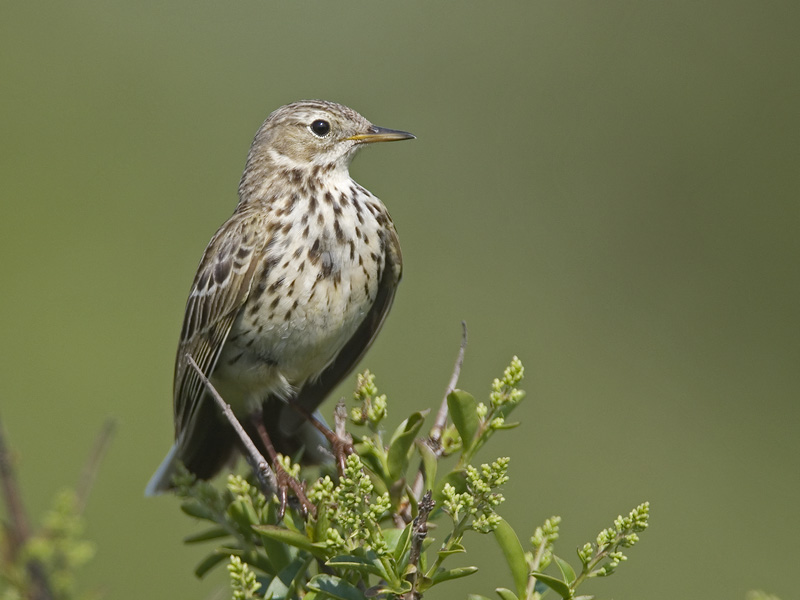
[423, 514, 469, 581]
[458, 418, 492, 467]
[526, 541, 548, 599]
[379, 554, 400, 588]
[293, 554, 314, 598]
[571, 539, 615, 591]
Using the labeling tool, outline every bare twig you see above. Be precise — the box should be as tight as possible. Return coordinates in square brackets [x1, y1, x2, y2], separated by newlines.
[0, 416, 30, 557]
[430, 321, 468, 444]
[0, 415, 55, 600]
[403, 323, 468, 514]
[404, 491, 435, 600]
[76, 418, 116, 514]
[334, 399, 348, 440]
[185, 355, 277, 496]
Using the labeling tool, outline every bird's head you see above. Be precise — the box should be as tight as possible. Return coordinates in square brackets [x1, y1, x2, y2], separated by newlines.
[240, 100, 414, 197]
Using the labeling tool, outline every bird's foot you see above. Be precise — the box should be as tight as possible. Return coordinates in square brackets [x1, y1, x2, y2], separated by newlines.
[271, 458, 316, 520]
[323, 429, 354, 476]
[251, 413, 317, 520]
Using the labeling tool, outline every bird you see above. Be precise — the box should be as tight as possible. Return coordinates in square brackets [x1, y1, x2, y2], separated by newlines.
[145, 100, 414, 496]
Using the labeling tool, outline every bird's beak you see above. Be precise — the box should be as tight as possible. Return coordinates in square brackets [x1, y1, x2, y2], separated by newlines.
[347, 125, 416, 143]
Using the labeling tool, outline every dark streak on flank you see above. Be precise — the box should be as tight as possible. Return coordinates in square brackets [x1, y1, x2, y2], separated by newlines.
[251, 280, 267, 301]
[269, 276, 285, 293]
[308, 238, 322, 265]
[334, 220, 345, 243]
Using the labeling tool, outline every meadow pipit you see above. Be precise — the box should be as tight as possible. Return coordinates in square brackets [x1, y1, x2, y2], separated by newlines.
[146, 100, 414, 495]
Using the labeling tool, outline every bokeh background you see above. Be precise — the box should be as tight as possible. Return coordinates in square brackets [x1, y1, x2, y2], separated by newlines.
[2, 2, 798, 599]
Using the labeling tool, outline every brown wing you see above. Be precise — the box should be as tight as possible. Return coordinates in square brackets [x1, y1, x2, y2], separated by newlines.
[280, 225, 403, 433]
[173, 207, 271, 442]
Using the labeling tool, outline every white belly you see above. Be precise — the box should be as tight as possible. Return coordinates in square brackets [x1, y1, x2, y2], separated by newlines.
[212, 188, 385, 412]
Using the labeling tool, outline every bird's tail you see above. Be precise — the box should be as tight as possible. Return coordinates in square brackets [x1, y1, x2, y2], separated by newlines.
[144, 443, 180, 496]
[145, 396, 238, 496]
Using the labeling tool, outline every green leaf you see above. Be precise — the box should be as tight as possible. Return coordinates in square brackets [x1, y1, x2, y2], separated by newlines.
[431, 566, 479, 584]
[495, 588, 520, 600]
[437, 541, 467, 559]
[532, 572, 572, 599]
[380, 527, 404, 552]
[447, 390, 481, 451]
[228, 498, 259, 532]
[468, 595, 495, 600]
[263, 574, 289, 600]
[353, 438, 389, 479]
[307, 574, 367, 600]
[194, 550, 233, 578]
[326, 555, 384, 577]
[179, 500, 216, 522]
[391, 523, 413, 565]
[254, 525, 328, 559]
[257, 528, 293, 574]
[555, 555, 577, 585]
[493, 518, 529, 599]
[405, 485, 420, 516]
[416, 439, 438, 491]
[387, 411, 427, 480]
[183, 527, 230, 544]
[263, 555, 309, 600]
[498, 400, 522, 419]
[312, 502, 331, 544]
[379, 579, 413, 596]
[433, 469, 467, 504]
[492, 421, 520, 430]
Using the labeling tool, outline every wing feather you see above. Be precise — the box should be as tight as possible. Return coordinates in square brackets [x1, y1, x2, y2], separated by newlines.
[173, 208, 271, 441]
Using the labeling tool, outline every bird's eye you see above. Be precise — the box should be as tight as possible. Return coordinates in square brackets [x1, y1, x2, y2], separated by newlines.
[310, 120, 331, 137]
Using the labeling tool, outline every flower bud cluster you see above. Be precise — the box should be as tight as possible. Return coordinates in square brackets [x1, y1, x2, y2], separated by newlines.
[350, 370, 388, 427]
[578, 502, 650, 577]
[228, 555, 261, 600]
[489, 356, 525, 408]
[442, 457, 510, 533]
[276, 454, 300, 479]
[317, 454, 391, 555]
[530, 515, 561, 569]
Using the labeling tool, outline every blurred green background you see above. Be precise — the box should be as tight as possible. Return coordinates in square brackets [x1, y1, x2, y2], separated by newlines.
[1, 1, 798, 598]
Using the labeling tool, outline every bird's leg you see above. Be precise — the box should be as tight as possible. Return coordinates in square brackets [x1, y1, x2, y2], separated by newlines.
[286, 401, 353, 475]
[250, 411, 316, 519]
